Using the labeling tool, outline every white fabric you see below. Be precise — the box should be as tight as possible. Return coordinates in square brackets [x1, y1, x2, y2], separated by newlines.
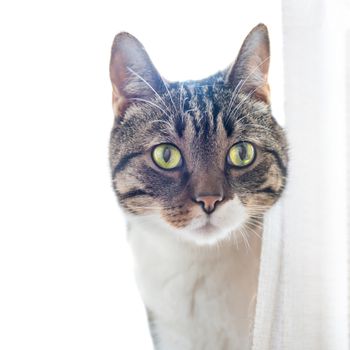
[252, 202, 283, 350]
[252, 0, 349, 348]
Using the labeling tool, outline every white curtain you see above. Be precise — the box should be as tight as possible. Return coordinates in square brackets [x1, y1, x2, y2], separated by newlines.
[253, 0, 349, 349]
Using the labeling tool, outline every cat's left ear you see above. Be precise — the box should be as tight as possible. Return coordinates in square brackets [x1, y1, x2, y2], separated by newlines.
[109, 32, 165, 117]
[226, 24, 270, 103]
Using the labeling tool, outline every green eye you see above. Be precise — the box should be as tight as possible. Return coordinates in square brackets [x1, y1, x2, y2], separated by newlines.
[152, 144, 182, 170]
[228, 142, 255, 167]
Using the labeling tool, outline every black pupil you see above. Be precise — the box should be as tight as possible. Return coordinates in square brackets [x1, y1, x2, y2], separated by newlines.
[238, 144, 247, 160]
[163, 147, 171, 162]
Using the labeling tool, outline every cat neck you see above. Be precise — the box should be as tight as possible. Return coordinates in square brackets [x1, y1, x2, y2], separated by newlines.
[127, 215, 262, 350]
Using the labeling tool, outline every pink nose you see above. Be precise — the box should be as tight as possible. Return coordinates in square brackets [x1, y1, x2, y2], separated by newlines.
[195, 194, 223, 214]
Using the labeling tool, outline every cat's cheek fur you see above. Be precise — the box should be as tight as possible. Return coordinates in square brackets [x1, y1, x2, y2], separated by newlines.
[125, 197, 249, 246]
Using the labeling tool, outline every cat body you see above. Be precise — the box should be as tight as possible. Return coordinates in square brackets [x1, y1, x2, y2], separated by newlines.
[128, 215, 261, 350]
[109, 24, 288, 349]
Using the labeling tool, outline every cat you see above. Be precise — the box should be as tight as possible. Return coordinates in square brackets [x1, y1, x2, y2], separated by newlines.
[109, 24, 288, 350]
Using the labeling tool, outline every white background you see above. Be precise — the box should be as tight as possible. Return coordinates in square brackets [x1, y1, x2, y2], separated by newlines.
[0, 1, 286, 349]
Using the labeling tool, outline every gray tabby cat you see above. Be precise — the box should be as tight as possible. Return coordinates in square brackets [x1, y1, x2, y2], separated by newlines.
[109, 24, 288, 350]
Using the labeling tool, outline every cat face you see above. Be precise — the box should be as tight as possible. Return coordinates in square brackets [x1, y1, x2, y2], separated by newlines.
[109, 24, 288, 245]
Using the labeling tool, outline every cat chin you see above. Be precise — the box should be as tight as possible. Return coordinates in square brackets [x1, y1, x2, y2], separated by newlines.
[180, 227, 237, 246]
[178, 221, 248, 246]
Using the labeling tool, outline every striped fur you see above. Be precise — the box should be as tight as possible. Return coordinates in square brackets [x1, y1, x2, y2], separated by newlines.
[110, 79, 288, 219]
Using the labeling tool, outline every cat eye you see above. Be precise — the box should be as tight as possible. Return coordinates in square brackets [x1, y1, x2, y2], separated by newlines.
[227, 142, 256, 168]
[152, 144, 182, 170]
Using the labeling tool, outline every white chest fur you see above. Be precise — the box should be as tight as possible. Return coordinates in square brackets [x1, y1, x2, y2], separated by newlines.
[127, 217, 261, 350]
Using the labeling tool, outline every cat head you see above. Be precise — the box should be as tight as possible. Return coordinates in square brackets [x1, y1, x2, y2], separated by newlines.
[109, 24, 288, 245]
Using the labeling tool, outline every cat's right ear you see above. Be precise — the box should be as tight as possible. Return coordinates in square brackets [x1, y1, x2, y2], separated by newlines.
[109, 32, 164, 118]
[225, 24, 270, 103]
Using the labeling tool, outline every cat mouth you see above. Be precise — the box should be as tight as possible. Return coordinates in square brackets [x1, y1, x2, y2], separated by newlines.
[193, 221, 219, 234]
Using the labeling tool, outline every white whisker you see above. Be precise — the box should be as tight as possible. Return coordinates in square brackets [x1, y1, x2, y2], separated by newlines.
[232, 55, 270, 101]
[160, 76, 178, 115]
[129, 97, 171, 118]
[127, 66, 172, 114]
